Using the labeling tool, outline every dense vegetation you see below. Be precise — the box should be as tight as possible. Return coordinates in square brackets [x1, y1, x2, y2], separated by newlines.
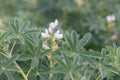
[0, 0, 120, 80]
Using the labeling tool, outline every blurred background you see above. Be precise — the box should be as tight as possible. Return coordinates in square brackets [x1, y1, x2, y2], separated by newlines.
[0, 0, 120, 50]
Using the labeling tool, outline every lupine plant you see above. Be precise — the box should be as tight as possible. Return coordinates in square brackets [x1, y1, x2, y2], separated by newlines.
[0, 18, 120, 80]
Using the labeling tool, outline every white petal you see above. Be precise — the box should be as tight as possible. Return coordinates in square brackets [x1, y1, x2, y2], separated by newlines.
[57, 34, 63, 39]
[41, 29, 50, 38]
[111, 15, 116, 21]
[45, 29, 49, 35]
[48, 26, 53, 33]
[54, 19, 58, 27]
[49, 19, 59, 29]
[106, 15, 116, 22]
[41, 33, 47, 38]
[54, 30, 63, 39]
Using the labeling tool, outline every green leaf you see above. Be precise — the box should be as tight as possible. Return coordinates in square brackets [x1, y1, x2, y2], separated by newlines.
[20, 20, 30, 32]
[37, 49, 51, 59]
[100, 67, 106, 79]
[4, 71, 14, 80]
[14, 18, 19, 31]
[76, 33, 92, 51]
[55, 58, 69, 71]
[104, 65, 120, 74]
[7, 54, 20, 66]
[23, 30, 38, 35]
[65, 35, 74, 50]
[0, 32, 7, 41]
[71, 30, 78, 49]
[9, 22, 18, 34]
[81, 55, 96, 68]
[19, 36, 25, 44]
[17, 54, 32, 61]
[31, 58, 39, 69]
[52, 68, 66, 74]
[37, 40, 42, 54]
[71, 56, 79, 69]
[62, 53, 71, 69]
[79, 51, 102, 58]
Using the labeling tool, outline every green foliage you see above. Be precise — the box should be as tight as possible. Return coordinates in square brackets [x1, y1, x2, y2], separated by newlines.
[0, 18, 120, 80]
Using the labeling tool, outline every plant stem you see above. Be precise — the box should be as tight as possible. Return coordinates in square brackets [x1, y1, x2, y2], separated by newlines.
[9, 41, 16, 58]
[14, 61, 28, 80]
[70, 72, 74, 80]
[0, 52, 9, 57]
[49, 58, 53, 80]
[26, 68, 32, 77]
[9, 41, 28, 80]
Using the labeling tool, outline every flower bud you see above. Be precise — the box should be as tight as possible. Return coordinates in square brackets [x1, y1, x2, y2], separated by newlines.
[42, 42, 50, 49]
[49, 19, 58, 33]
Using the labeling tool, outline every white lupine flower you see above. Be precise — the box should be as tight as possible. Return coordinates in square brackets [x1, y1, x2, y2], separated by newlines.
[41, 29, 50, 38]
[49, 19, 58, 33]
[106, 15, 116, 23]
[54, 30, 63, 39]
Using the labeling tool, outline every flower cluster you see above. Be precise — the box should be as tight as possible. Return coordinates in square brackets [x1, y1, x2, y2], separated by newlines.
[106, 15, 116, 23]
[41, 19, 63, 40]
[41, 19, 63, 50]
